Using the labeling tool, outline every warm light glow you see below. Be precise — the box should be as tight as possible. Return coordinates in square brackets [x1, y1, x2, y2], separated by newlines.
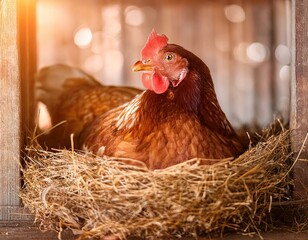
[103, 4, 120, 18]
[125, 6, 145, 26]
[224, 4, 246, 23]
[103, 49, 124, 84]
[233, 42, 250, 63]
[275, 44, 291, 65]
[104, 50, 123, 72]
[37, 101, 52, 131]
[74, 27, 93, 48]
[91, 31, 105, 54]
[215, 37, 229, 52]
[246, 42, 268, 63]
[84, 54, 104, 74]
[101, 5, 121, 35]
[105, 22, 122, 36]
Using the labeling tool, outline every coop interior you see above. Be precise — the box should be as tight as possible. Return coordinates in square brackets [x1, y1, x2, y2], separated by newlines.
[6, 0, 307, 239]
[35, 0, 291, 133]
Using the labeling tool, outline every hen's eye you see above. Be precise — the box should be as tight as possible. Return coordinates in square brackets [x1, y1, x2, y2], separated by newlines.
[165, 54, 174, 61]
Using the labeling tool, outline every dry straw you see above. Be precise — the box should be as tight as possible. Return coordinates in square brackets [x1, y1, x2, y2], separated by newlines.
[21, 121, 300, 239]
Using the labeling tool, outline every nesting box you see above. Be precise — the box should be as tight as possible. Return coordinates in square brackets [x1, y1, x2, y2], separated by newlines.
[0, 0, 307, 238]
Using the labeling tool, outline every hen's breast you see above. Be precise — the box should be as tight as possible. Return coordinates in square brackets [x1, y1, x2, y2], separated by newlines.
[83, 109, 241, 170]
[129, 113, 240, 169]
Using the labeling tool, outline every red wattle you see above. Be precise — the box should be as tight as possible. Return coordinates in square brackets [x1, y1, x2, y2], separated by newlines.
[151, 72, 169, 94]
[141, 72, 169, 94]
[141, 73, 153, 91]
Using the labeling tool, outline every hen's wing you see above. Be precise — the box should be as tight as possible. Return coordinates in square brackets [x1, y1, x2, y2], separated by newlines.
[80, 93, 142, 155]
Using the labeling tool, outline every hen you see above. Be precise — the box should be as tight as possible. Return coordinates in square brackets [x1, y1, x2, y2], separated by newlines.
[36, 64, 142, 149]
[81, 30, 245, 169]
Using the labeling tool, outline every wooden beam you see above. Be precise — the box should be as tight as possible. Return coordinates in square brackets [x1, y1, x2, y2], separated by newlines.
[0, 0, 22, 221]
[290, 0, 308, 201]
[0, 0, 36, 221]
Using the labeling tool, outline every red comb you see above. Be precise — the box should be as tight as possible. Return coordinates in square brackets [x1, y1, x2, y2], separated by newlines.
[141, 29, 169, 59]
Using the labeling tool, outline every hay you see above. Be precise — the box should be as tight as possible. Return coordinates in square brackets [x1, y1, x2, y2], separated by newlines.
[21, 121, 298, 239]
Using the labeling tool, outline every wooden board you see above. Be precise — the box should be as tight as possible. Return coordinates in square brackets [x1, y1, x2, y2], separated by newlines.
[0, 221, 308, 240]
[0, 0, 22, 221]
[290, 0, 308, 201]
[0, 221, 75, 240]
[0, 0, 36, 221]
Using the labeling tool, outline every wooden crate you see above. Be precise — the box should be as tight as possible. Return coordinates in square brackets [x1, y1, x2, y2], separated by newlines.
[0, 0, 307, 238]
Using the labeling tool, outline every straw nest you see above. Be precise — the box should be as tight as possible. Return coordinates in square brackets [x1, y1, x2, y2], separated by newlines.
[21, 121, 300, 239]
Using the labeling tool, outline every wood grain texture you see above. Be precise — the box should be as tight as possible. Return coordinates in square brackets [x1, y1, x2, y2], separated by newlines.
[0, 0, 36, 221]
[290, 0, 308, 201]
[0, 221, 308, 240]
[0, 221, 75, 240]
[0, 0, 21, 220]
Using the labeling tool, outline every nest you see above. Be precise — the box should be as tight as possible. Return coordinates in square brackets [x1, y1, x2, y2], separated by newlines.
[21, 121, 301, 239]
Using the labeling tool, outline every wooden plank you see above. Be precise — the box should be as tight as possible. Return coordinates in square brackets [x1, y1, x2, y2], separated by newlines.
[0, 221, 75, 240]
[0, 0, 22, 221]
[0, 221, 308, 240]
[0, 0, 36, 221]
[290, 0, 308, 201]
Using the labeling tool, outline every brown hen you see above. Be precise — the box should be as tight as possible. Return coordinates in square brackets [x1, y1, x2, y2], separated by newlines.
[81, 30, 246, 169]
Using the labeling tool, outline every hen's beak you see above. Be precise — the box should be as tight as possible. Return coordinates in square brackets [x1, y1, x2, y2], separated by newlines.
[132, 61, 154, 72]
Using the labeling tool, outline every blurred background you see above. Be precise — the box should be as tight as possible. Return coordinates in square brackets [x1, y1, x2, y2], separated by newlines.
[36, 0, 291, 130]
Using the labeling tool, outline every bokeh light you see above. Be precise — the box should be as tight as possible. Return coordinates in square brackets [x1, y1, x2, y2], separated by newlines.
[101, 5, 121, 36]
[224, 4, 246, 23]
[275, 44, 291, 65]
[37, 101, 52, 131]
[125, 6, 145, 26]
[246, 42, 269, 63]
[233, 42, 269, 64]
[279, 65, 291, 82]
[74, 27, 92, 48]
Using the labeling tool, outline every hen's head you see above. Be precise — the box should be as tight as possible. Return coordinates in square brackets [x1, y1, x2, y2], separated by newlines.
[133, 29, 189, 94]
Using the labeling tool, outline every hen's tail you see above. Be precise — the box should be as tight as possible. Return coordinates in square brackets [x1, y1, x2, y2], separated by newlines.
[35, 64, 105, 149]
[35, 64, 101, 115]
[35, 64, 142, 149]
